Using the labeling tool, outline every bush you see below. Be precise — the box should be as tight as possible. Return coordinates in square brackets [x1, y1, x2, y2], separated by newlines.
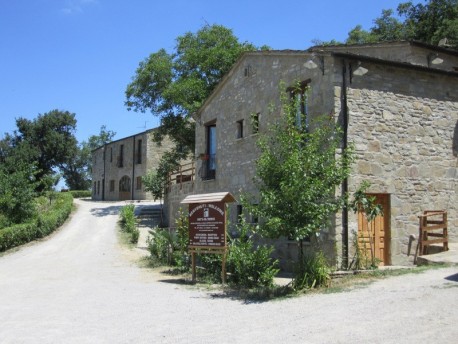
[147, 228, 175, 265]
[69, 190, 91, 198]
[0, 192, 73, 252]
[118, 204, 138, 244]
[227, 219, 279, 288]
[292, 251, 331, 290]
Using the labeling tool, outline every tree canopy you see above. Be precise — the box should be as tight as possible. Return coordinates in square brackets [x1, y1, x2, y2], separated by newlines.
[6, 110, 78, 192]
[125, 24, 267, 163]
[321, 1, 458, 48]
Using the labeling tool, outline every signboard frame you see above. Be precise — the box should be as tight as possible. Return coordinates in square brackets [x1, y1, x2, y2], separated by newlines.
[181, 192, 236, 283]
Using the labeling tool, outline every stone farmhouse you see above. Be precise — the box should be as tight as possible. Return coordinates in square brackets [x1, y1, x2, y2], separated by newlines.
[165, 41, 458, 269]
[92, 128, 174, 201]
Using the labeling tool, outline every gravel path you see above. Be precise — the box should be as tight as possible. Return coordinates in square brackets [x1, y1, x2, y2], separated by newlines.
[0, 199, 457, 343]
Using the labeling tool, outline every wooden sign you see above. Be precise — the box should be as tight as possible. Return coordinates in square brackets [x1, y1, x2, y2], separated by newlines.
[181, 192, 236, 283]
[189, 202, 226, 248]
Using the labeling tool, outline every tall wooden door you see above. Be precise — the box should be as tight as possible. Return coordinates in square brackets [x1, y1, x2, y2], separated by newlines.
[358, 194, 391, 266]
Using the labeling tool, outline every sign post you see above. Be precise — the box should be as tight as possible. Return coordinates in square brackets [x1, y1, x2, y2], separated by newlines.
[181, 192, 236, 283]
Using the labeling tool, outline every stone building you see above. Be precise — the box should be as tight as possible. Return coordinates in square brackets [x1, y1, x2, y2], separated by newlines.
[92, 128, 174, 201]
[165, 41, 458, 269]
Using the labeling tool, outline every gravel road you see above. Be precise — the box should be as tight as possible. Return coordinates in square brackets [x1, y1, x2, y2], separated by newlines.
[0, 199, 457, 343]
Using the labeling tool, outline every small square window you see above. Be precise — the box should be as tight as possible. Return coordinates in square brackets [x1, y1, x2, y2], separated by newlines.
[236, 120, 244, 139]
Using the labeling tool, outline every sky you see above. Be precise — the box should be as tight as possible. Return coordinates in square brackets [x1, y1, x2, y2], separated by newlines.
[1, 0, 423, 144]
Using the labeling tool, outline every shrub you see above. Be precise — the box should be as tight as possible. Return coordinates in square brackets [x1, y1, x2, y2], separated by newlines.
[69, 190, 91, 198]
[118, 204, 138, 243]
[292, 251, 331, 290]
[0, 192, 73, 252]
[227, 219, 279, 288]
[147, 228, 176, 265]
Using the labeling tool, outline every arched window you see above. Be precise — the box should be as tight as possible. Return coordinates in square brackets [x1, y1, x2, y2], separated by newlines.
[119, 176, 131, 192]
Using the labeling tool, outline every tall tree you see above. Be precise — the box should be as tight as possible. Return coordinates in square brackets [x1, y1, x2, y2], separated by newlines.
[126, 24, 266, 176]
[11, 109, 78, 191]
[243, 85, 354, 261]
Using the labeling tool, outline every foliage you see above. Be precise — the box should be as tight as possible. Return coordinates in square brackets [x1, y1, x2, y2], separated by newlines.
[126, 24, 267, 181]
[0, 192, 73, 252]
[344, 0, 458, 48]
[292, 251, 331, 290]
[147, 228, 176, 265]
[147, 209, 190, 269]
[349, 181, 384, 269]
[227, 219, 279, 288]
[62, 125, 116, 190]
[68, 190, 92, 198]
[9, 110, 78, 192]
[0, 142, 38, 226]
[244, 83, 354, 260]
[119, 204, 139, 244]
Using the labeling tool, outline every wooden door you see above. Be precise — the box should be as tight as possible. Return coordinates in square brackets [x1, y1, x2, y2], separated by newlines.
[358, 194, 391, 266]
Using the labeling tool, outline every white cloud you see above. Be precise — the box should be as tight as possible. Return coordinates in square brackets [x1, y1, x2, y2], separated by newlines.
[61, 0, 98, 15]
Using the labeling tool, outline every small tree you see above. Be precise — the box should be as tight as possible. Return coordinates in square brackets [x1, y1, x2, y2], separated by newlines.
[244, 84, 354, 264]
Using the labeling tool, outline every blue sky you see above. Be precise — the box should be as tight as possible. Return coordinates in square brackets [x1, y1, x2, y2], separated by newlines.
[1, 0, 422, 143]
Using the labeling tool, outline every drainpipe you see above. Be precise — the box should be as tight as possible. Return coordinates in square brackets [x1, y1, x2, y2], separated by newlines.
[132, 135, 136, 200]
[102, 145, 106, 201]
[341, 60, 349, 269]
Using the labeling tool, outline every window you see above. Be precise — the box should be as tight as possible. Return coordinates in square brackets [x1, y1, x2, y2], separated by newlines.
[252, 113, 260, 134]
[118, 144, 124, 167]
[288, 81, 309, 132]
[97, 181, 100, 195]
[109, 180, 115, 192]
[236, 120, 244, 139]
[136, 140, 142, 164]
[202, 123, 216, 180]
[93, 182, 96, 195]
[236, 205, 243, 223]
[119, 176, 131, 192]
[251, 204, 258, 224]
[136, 176, 142, 190]
[110, 147, 113, 163]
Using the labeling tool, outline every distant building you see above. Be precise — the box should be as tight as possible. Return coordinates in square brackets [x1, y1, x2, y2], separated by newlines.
[165, 41, 458, 269]
[92, 128, 174, 201]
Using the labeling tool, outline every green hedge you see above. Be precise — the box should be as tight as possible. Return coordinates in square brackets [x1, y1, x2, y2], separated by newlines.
[0, 193, 73, 252]
[68, 190, 91, 198]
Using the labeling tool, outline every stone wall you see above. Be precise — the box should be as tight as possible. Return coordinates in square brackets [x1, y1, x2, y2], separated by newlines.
[91, 130, 175, 201]
[344, 79, 458, 265]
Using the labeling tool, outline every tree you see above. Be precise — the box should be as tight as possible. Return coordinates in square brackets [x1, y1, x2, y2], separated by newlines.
[243, 85, 354, 261]
[329, 1, 458, 48]
[126, 24, 266, 177]
[61, 125, 116, 190]
[0, 140, 38, 225]
[11, 109, 78, 192]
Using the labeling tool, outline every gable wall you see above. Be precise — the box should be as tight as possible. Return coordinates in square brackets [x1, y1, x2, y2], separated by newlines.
[342, 62, 458, 265]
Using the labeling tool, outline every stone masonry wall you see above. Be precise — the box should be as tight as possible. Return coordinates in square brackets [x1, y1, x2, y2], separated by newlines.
[344, 86, 458, 265]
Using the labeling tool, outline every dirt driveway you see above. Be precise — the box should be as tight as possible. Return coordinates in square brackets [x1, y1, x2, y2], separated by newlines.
[0, 199, 457, 343]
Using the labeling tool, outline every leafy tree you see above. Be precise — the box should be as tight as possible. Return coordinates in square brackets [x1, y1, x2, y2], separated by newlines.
[11, 109, 78, 192]
[126, 24, 266, 178]
[243, 85, 354, 261]
[0, 140, 38, 225]
[61, 125, 116, 190]
[328, 1, 458, 48]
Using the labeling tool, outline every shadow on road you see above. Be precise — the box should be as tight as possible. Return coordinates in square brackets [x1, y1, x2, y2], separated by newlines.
[90, 206, 122, 217]
[444, 273, 458, 282]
